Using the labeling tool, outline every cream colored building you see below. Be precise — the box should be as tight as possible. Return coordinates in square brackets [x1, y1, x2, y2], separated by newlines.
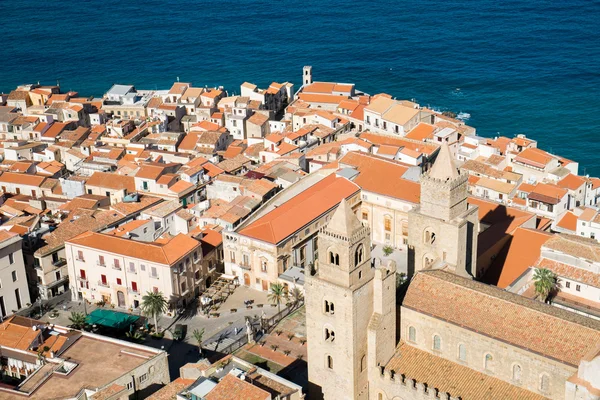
[66, 231, 203, 309]
[0, 231, 30, 318]
[224, 171, 360, 291]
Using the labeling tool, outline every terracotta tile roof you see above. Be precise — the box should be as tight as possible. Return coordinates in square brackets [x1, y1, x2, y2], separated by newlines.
[239, 174, 359, 244]
[544, 234, 600, 262]
[474, 177, 517, 194]
[557, 174, 586, 191]
[514, 147, 554, 169]
[557, 211, 577, 232]
[529, 183, 567, 205]
[248, 112, 269, 126]
[86, 172, 135, 192]
[146, 378, 195, 400]
[67, 231, 200, 265]
[384, 341, 545, 400]
[205, 374, 270, 400]
[589, 177, 600, 190]
[0, 316, 41, 350]
[339, 152, 420, 204]
[405, 122, 436, 141]
[359, 132, 437, 156]
[297, 93, 346, 104]
[136, 164, 167, 180]
[0, 172, 46, 187]
[538, 257, 600, 287]
[580, 207, 597, 222]
[405, 270, 600, 366]
[468, 197, 535, 256]
[110, 195, 163, 215]
[483, 227, 552, 288]
[42, 122, 68, 138]
[36, 209, 125, 256]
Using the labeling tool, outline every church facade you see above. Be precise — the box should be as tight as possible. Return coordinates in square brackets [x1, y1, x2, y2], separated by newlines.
[306, 145, 600, 400]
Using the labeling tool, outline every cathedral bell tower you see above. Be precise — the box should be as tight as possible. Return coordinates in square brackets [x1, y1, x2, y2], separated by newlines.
[306, 199, 374, 400]
[407, 144, 479, 278]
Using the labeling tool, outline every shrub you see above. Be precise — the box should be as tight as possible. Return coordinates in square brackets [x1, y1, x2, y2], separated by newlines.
[383, 245, 394, 256]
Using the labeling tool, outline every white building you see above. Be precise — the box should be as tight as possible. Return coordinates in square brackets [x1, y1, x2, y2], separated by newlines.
[0, 231, 30, 318]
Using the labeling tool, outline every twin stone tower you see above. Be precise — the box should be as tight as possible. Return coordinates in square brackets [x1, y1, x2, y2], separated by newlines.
[305, 144, 478, 399]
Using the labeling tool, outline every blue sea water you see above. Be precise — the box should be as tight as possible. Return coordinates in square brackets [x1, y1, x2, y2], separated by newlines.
[1, 0, 599, 173]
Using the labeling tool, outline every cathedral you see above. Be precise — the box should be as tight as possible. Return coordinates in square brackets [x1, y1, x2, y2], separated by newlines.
[306, 144, 600, 400]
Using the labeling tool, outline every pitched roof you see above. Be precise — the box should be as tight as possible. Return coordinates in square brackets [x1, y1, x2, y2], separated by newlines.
[67, 232, 200, 265]
[405, 122, 436, 141]
[238, 174, 359, 244]
[544, 234, 600, 262]
[385, 341, 545, 400]
[557, 174, 586, 191]
[514, 147, 554, 168]
[428, 144, 458, 181]
[339, 152, 420, 204]
[528, 183, 567, 205]
[205, 374, 270, 400]
[482, 227, 553, 288]
[86, 172, 135, 192]
[404, 270, 600, 366]
[0, 172, 46, 187]
[325, 199, 364, 237]
[556, 211, 577, 232]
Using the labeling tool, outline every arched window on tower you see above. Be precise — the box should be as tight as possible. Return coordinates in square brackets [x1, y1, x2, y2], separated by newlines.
[424, 229, 436, 244]
[484, 353, 494, 371]
[513, 364, 522, 383]
[458, 344, 466, 361]
[433, 335, 441, 351]
[355, 244, 364, 266]
[326, 355, 333, 369]
[408, 326, 416, 342]
[335, 254, 339, 265]
[540, 374, 550, 393]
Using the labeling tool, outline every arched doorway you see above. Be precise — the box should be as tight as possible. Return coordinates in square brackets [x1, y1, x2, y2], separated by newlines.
[243, 273, 250, 286]
[117, 291, 125, 308]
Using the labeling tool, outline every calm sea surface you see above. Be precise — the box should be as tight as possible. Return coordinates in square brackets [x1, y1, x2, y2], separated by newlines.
[1, 0, 599, 173]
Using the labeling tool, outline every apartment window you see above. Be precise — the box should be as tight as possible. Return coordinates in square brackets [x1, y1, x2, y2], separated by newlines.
[255, 278, 260, 285]
[126, 381, 134, 391]
[230, 251, 236, 263]
[181, 282, 186, 292]
[98, 255, 105, 266]
[139, 373, 148, 383]
[132, 282, 138, 292]
[8, 253, 14, 265]
[151, 267, 158, 278]
[242, 254, 250, 266]
[114, 259, 121, 269]
[100, 274, 107, 285]
[87, 189, 92, 195]
[129, 262, 136, 273]
[576, 284, 581, 292]
[566, 281, 571, 288]
[384, 217, 392, 232]
[55, 271, 61, 281]
[117, 278, 122, 285]
[408, 326, 416, 342]
[261, 259, 268, 272]
[11, 271, 17, 282]
[77, 251, 84, 261]
[141, 264, 146, 271]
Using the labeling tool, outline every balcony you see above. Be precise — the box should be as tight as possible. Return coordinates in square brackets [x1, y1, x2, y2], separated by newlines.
[150, 274, 159, 280]
[112, 265, 122, 271]
[239, 263, 251, 271]
[77, 276, 88, 283]
[98, 281, 109, 288]
[96, 261, 106, 267]
[75, 257, 85, 263]
[128, 288, 139, 294]
[52, 258, 66, 268]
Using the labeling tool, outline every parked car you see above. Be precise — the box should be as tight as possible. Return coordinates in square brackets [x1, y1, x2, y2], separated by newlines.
[173, 324, 187, 341]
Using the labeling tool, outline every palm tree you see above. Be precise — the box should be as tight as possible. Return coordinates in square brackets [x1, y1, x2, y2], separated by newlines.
[289, 287, 304, 308]
[69, 311, 87, 330]
[141, 291, 168, 332]
[268, 283, 288, 314]
[533, 268, 558, 303]
[192, 328, 205, 355]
